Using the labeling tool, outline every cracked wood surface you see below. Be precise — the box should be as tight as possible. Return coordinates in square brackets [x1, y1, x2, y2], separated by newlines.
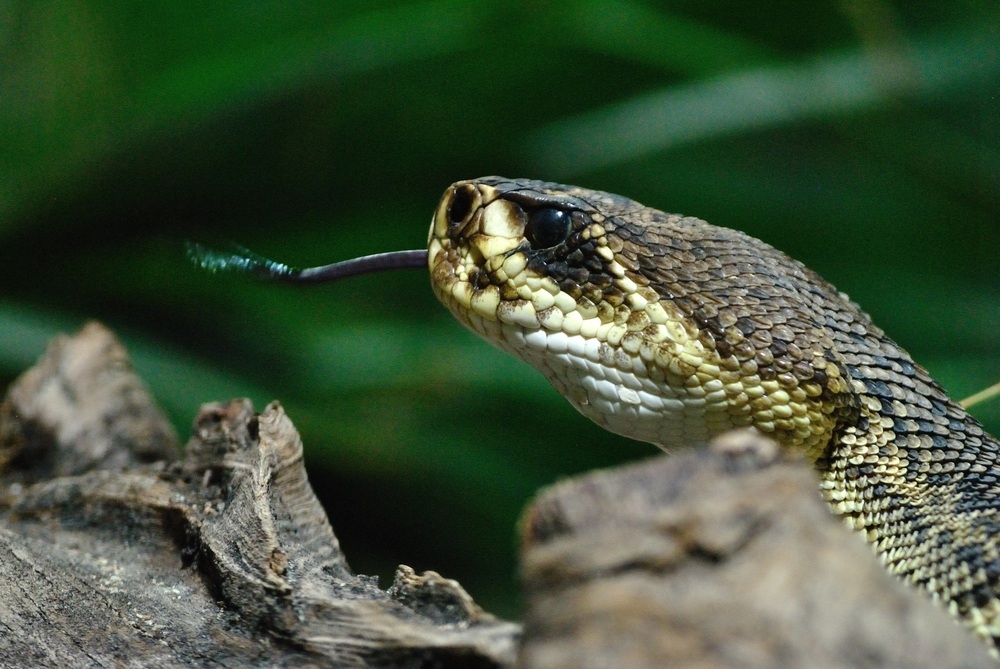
[0, 322, 993, 667]
[0, 323, 518, 668]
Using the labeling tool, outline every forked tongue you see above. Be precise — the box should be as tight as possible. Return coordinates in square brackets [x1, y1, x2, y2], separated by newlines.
[186, 242, 427, 284]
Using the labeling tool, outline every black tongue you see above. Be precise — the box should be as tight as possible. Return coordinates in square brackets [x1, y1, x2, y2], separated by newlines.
[187, 242, 427, 284]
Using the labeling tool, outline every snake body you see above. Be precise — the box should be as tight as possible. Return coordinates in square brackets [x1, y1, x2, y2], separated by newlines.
[427, 176, 1000, 652]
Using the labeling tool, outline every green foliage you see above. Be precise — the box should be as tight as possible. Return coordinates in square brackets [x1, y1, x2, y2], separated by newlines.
[2, 1, 998, 617]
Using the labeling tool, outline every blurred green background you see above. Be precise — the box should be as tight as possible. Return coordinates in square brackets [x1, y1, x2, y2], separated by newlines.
[2, 1, 998, 618]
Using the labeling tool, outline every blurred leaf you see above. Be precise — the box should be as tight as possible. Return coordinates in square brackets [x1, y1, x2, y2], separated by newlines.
[0, 0, 491, 232]
[559, 0, 780, 75]
[527, 27, 1000, 176]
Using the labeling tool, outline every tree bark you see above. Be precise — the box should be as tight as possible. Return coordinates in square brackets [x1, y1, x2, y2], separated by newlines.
[0, 323, 993, 667]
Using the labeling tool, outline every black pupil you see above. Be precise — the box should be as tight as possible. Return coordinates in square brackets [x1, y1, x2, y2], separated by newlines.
[449, 186, 475, 224]
[525, 207, 572, 249]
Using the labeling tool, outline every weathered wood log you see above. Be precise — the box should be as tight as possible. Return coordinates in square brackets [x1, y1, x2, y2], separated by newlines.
[0, 323, 519, 668]
[518, 432, 995, 668]
[0, 323, 994, 667]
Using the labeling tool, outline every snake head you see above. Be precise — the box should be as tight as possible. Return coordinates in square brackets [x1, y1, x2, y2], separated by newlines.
[427, 177, 731, 448]
[428, 177, 655, 341]
[428, 176, 851, 454]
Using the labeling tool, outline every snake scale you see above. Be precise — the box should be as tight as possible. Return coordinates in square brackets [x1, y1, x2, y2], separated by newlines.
[427, 177, 1000, 654]
[192, 175, 1000, 655]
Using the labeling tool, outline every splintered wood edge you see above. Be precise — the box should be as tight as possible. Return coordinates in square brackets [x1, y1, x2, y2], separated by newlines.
[0, 324, 520, 668]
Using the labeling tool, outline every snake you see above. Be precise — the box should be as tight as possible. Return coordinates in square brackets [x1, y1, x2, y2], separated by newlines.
[190, 176, 1000, 655]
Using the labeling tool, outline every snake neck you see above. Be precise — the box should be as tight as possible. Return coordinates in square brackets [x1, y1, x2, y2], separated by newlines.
[819, 366, 1000, 649]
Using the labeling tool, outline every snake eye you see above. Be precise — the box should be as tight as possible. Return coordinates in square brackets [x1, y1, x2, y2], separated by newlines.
[449, 185, 475, 224]
[525, 207, 572, 249]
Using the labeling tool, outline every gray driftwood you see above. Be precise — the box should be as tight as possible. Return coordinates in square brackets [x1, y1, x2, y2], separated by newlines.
[0, 323, 994, 667]
[518, 432, 994, 668]
[0, 323, 518, 668]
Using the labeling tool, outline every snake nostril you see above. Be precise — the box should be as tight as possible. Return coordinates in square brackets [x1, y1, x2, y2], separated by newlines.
[448, 185, 475, 225]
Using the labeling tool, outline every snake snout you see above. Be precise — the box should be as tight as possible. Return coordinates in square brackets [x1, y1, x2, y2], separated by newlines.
[428, 181, 531, 315]
[432, 180, 499, 243]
